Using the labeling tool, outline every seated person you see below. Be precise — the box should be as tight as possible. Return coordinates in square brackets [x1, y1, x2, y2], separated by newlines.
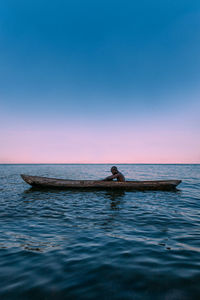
[103, 166, 125, 182]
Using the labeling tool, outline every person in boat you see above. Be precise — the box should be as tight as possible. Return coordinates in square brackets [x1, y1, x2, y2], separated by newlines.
[103, 166, 125, 182]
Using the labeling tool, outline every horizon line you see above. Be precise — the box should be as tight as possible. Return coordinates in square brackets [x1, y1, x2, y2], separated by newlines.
[0, 163, 199, 165]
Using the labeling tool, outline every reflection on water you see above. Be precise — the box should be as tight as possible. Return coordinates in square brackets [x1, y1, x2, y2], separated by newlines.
[105, 190, 125, 210]
[0, 164, 200, 299]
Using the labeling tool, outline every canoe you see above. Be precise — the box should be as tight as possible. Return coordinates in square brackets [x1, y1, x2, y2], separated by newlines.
[21, 174, 181, 191]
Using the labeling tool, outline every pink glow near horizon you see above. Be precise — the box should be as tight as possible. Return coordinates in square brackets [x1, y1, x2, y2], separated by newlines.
[1, 119, 199, 163]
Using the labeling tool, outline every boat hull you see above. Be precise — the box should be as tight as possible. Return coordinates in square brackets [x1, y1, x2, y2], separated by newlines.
[21, 174, 181, 191]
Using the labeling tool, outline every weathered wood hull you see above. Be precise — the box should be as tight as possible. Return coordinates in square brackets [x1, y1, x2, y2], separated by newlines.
[21, 174, 181, 191]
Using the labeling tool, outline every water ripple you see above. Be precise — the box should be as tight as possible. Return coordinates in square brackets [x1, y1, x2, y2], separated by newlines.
[0, 164, 200, 299]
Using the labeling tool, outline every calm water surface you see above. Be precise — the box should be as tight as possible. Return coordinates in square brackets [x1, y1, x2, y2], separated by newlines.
[0, 164, 200, 299]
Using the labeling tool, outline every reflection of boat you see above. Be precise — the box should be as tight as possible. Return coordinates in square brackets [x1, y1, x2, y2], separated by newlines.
[21, 174, 181, 191]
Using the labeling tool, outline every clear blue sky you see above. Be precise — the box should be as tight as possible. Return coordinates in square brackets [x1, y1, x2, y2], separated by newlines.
[0, 0, 200, 163]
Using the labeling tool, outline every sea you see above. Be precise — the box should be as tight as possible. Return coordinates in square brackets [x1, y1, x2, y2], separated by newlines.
[0, 164, 200, 300]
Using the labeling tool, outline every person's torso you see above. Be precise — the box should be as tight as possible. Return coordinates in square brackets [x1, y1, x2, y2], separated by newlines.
[117, 172, 125, 182]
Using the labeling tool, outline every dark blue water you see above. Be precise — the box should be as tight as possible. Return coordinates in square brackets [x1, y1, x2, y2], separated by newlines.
[0, 164, 200, 300]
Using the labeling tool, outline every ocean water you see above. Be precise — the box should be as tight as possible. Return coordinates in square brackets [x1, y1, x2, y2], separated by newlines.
[0, 164, 200, 300]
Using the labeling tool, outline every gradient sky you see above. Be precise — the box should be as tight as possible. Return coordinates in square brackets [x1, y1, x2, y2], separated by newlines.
[0, 0, 200, 163]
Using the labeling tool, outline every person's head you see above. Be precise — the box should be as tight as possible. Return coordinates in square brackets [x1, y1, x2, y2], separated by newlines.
[111, 166, 118, 174]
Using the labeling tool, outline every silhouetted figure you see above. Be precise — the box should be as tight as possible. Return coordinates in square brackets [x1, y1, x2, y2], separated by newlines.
[103, 166, 125, 182]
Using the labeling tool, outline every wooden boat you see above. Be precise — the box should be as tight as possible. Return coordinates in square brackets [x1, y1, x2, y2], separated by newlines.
[21, 174, 181, 191]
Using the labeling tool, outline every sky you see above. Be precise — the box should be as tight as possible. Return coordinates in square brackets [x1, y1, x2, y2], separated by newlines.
[0, 0, 200, 163]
